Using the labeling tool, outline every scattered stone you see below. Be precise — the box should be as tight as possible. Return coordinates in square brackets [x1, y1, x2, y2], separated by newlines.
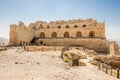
[90, 60, 97, 66]
[79, 61, 86, 66]
[15, 62, 19, 64]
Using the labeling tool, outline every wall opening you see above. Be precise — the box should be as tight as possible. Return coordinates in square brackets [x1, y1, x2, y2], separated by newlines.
[57, 25, 61, 28]
[20, 41, 22, 46]
[40, 41, 43, 45]
[52, 32, 57, 38]
[40, 24, 43, 28]
[40, 32, 45, 38]
[89, 31, 95, 37]
[82, 24, 87, 27]
[47, 25, 49, 28]
[74, 25, 78, 28]
[64, 32, 69, 38]
[65, 25, 69, 28]
[76, 31, 82, 37]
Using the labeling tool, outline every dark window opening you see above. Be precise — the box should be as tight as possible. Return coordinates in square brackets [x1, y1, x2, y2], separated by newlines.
[40, 24, 43, 28]
[57, 26, 61, 28]
[40, 41, 43, 45]
[65, 25, 69, 28]
[64, 32, 69, 38]
[74, 25, 78, 28]
[82, 24, 87, 27]
[76, 31, 82, 37]
[52, 32, 57, 38]
[20, 41, 22, 46]
[47, 25, 49, 28]
[89, 31, 95, 37]
[40, 32, 45, 38]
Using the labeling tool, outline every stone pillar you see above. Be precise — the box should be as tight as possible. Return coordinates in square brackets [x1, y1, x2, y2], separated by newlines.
[9, 25, 18, 46]
[109, 41, 119, 55]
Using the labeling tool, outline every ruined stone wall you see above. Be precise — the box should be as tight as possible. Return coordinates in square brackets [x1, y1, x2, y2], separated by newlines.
[9, 25, 18, 45]
[9, 21, 34, 46]
[9, 18, 106, 52]
[34, 27, 105, 38]
[35, 38, 106, 52]
[109, 41, 120, 55]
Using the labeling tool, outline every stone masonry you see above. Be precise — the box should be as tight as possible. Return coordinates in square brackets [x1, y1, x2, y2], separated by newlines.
[109, 41, 120, 55]
[9, 18, 106, 52]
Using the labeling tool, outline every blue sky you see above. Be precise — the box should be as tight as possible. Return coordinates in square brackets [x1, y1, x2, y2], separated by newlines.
[0, 0, 120, 41]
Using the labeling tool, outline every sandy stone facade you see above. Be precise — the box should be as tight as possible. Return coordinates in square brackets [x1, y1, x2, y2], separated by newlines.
[109, 41, 120, 55]
[9, 18, 106, 52]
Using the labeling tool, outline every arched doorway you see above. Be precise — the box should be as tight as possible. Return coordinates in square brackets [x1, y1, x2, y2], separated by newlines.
[64, 32, 69, 38]
[52, 32, 57, 38]
[65, 25, 69, 28]
[89, 31, 95, 37]
[40, 41, 43, 45]
[74, 25, 78, 28]
[76, 31, 82, 37]
[40, 32, 45, 38]
[20, 41, 22, 46]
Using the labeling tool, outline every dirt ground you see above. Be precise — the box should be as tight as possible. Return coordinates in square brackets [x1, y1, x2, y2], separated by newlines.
[0, 47, 119, 80]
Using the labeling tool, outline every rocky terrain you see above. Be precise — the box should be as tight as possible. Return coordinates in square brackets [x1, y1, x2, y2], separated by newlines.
[0, 47, 119, 80]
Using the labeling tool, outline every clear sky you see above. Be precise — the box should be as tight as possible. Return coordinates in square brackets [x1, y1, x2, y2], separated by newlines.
[0, 0, 120, 41]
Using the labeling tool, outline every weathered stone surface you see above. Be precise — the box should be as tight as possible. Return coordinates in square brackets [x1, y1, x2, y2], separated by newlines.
[109, 41, 120, 55]
[9, 18, 106, 52]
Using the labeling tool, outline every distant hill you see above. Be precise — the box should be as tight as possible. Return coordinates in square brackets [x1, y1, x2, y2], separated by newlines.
[0, 37, 9, 46]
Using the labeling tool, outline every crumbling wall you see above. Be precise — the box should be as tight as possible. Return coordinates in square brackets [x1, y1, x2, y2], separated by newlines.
[9, 24, 18, 45]
[9, 18, 106, 52]
[109, 41, 120, 55]
[9, 21, 34, 46]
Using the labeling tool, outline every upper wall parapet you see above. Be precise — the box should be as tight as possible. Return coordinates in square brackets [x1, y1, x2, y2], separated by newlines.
[10, 18, 105, 30]
[29, 18, 104, 29]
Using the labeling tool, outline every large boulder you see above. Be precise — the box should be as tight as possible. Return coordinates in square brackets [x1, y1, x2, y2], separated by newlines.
[62, 50, 85, 66]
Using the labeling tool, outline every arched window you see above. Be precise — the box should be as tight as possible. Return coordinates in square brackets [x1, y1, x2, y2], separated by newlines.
[76, 31, 82, 37]
[40, 24, 43, 28]
[33, 26, 36, 29]
[23, 41, 25, 45]
[40, 32, 45, 38]
[64, 32, 69, 38]
[47, 25, 49, 28]
[26, 41, 28, 45]
[52, 32, 57, 38]
[57, 25, 61, 28]
[89, 31, 95, 37]
[82, 24, 87, 27]
[74, 25, 78, 28]
[20, 41, 22, 46]
[40, 41, 43, 45]
[65, 25, 69, 28]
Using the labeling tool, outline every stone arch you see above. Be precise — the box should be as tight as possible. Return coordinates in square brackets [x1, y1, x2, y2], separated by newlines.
[47, 25, 49, 28]
[23, 41, 25, 45]
[89, 31, 95, 37]
[64, 32, 69, 38]
[57, 25, 61, 28]
[40, 41, 43, 45]
[40, 24, 43, 28]
[82, 24, 87, 27]
[74, 25, 78, 28]
[52, 32, 57, 38]
[26, 41, 29, 45]
[65, 25, 69, 28]
[76, 31, 82, 37]
[20, 41, 22, 46]
[40, 32, 45, 38]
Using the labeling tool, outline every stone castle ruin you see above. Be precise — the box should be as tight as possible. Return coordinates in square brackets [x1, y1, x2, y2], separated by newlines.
[9, 18, 106, 53]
